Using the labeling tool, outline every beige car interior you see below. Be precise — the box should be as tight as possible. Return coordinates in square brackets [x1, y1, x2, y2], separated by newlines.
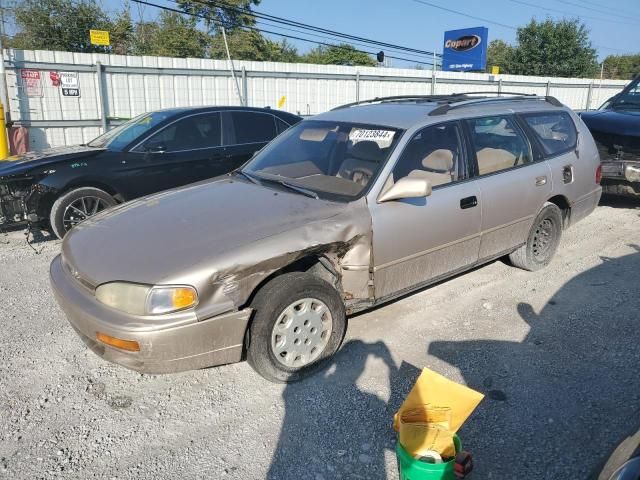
[407, 148, 456, 186]
[337, 140, 387, 187]
[476, 147, 523, 174]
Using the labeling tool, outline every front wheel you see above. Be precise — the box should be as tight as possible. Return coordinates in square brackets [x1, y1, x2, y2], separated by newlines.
[509, 202, 563, 271]
[246, 272, 347, 383]
[49, 187, 117, 239]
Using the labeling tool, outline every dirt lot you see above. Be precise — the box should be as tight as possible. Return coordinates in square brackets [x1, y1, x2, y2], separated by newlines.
[1, 198, 639, 480]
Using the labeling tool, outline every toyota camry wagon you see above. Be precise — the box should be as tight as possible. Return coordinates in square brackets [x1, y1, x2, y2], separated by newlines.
[50, 94, 602, 382]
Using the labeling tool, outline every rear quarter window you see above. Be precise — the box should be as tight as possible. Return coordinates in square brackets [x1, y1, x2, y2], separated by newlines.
[230, 111, 277, 144]
[522, 112, 577, 157]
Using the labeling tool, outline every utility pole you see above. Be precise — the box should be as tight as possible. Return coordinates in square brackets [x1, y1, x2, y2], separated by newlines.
[0, 0, 11, 124]
[221, 26, 245, 106]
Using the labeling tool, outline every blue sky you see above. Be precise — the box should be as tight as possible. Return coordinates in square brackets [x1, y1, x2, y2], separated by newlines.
[114, 0, 638, 65]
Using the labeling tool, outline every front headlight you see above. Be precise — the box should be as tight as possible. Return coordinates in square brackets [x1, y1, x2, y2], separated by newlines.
[95, 282, 198, 315]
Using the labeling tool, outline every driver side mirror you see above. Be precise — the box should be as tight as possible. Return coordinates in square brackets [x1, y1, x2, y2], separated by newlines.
[378, 177, 432, 203]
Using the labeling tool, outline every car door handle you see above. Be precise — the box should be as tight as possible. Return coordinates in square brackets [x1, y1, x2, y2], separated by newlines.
[535, 175, 547, 186]
[460, 196, 478, 209]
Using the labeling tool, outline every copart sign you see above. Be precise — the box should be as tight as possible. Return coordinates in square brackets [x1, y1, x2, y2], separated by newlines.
[442, 26, 488, 72]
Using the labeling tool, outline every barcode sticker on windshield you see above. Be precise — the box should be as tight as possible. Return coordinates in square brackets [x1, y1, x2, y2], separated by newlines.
[350, 129, 395, 141]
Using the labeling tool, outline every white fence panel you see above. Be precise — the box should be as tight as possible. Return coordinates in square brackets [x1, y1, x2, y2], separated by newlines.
[4, 49, 629, 151]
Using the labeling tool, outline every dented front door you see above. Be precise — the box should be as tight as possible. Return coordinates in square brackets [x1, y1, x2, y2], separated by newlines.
[369, 122, 482, 299]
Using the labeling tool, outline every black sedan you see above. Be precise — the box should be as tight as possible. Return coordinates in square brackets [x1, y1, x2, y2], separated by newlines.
[0, 106, 301, 238]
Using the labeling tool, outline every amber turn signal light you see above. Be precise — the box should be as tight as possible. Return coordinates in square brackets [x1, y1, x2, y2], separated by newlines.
[96, 332, 140, 352]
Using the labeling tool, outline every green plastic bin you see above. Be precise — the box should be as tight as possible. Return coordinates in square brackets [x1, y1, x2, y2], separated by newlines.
[396, 435, 461, 480]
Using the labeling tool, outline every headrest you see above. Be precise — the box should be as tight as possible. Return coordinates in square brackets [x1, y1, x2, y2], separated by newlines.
[422, 149, 454, 172]
[349, 140, 385, 162]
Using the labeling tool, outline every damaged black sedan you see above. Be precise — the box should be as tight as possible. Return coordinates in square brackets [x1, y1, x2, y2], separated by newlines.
[0, 106, 300, 238]
[581, 76, 640, 198]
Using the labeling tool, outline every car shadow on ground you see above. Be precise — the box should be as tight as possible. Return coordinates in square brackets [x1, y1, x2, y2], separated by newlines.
[600, 194, 640, 210]
[429, 246, 640, 479]
[269, 248, 640, 479]
[267, 340, 422, 479]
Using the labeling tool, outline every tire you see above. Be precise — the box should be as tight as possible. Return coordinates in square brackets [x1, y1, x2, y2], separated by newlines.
[509, 202, 563, 272]
[49, 187, 117, 239]
[246, 272, 347, 383]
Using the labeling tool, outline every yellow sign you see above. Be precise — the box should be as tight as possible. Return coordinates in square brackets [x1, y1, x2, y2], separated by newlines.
[277, 95, 286, 109]
[491, 65, 500, 75]
[90, 30, 110, 46]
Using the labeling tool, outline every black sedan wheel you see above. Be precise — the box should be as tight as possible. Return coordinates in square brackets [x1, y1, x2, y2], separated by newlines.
[50, 187, 117, 239]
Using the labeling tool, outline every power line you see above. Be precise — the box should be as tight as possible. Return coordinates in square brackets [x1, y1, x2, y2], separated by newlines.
[179, 0, 442, 59]
[510, 0, 638, 27]
[556, 0, 640, 22]
[171, 0, 439, 63]
[131, 0, 438, 66]
[412, 0, 517, 30]
[412, 0, 629, 54]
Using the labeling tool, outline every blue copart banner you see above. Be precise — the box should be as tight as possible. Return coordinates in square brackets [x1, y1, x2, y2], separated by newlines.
[442, 27, 488, 72]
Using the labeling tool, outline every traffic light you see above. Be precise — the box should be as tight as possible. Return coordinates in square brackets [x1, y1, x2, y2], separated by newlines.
[377, 51, 385, 63]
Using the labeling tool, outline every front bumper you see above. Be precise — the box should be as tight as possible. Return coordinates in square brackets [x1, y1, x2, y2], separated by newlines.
[49, 255, 252, 374]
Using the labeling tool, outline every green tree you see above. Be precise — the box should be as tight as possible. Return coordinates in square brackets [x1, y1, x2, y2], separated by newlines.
[110, 8, 135, 55]
[301, 44, 376, 66]
[177, 0, 260, 33]
[486, 39, 513, 73]
[11, 0, 112, 53]
[210, 30, 301, 62]
[601, 54, 640, 80]
[137, 12, 209, 58]
[508, 19, 598, 77]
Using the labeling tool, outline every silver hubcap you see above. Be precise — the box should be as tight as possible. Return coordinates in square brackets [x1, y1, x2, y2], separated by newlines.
[271, 298, 333, 368]
[62, 196, 108, 231]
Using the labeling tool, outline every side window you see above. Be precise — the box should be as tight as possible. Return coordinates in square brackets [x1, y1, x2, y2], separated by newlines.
[229, 112, 277, 145]
[466, 115, 532, 175]
[392, 123, 463, 188]
[522, 112, 577, 156]
[140, 113, 221, 152]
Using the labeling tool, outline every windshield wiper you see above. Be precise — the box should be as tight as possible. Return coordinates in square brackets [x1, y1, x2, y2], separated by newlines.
[275, 179, 319, 199]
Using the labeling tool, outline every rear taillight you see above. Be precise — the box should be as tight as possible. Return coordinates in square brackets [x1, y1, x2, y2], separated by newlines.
[596, 164, 602, 184]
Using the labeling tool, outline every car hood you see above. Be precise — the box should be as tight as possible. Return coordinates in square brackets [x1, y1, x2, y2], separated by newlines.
[62, 177, 345, 286]
[581, 109, 640, 138]
[0, 145, 105, 177]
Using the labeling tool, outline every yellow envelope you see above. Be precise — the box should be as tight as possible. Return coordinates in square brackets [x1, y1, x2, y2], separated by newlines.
[399, 423, 456, 458]
[394, 368, 485, 434]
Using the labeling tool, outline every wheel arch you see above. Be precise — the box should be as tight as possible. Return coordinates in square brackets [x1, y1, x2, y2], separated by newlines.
[241, 254, 343, 311]
[38, 180, 124, 220]
[546, 194, 571, 227]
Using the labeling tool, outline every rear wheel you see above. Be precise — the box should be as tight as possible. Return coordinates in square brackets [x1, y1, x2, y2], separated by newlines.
[509, 203, 563, 271]
[50, 187, 117, 239]
[246, 272, 347, 383]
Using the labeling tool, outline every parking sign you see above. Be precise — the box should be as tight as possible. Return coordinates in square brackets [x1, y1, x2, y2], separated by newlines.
[60, 72, 80, 97]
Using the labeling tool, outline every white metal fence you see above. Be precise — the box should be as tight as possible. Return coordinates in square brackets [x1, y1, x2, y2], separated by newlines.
[5, 48, 629, 152]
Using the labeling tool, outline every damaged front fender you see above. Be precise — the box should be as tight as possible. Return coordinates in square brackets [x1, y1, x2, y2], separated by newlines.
[206, 199, 373, 313]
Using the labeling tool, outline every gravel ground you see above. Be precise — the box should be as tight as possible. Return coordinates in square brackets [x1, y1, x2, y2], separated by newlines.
[1, 197, 639, 480]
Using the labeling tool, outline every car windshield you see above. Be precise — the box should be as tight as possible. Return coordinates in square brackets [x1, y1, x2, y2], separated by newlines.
[242, 120, 402, 201]
[607, 79, 640, 111]
[87, 111, 174, 150]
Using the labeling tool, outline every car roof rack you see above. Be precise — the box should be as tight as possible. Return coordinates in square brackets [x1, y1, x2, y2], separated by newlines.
[331, 94, 468, 110]
[331, 92, 563, 113]
[429, 94, 563, 116]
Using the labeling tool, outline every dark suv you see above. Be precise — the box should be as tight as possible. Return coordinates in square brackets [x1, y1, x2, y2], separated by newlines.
[0, 106, 301, 238]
